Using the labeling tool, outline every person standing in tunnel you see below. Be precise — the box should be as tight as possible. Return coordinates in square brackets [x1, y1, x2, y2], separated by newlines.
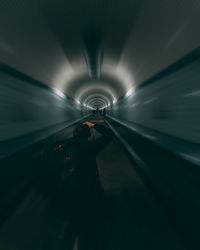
[72, 121, 112, 196]
[61, 120, 112, 235]
[53, 120, 112, 213]
[50, 121, 111, 248]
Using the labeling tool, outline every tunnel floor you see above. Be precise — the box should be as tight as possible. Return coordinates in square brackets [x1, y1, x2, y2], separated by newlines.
[0, 114, 184, 250]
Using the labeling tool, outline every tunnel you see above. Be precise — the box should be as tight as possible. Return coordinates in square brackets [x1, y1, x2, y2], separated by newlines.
[0, 1, 200, 249]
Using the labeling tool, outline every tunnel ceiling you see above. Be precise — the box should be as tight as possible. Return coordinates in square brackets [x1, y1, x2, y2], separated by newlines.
[0, 0, 200, 108]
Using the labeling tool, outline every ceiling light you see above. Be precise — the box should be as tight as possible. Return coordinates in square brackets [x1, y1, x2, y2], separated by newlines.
[125, 88, 134, 98]
[53, 88, 65, 99]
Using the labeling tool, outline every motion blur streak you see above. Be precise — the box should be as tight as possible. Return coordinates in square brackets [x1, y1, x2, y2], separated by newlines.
[0, 0, 200, 250]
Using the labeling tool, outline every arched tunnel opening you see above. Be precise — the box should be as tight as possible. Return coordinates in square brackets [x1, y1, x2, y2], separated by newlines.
[0, 1, 200, 249]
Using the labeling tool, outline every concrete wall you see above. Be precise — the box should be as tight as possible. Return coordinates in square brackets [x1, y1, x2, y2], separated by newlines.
[0, 71, 88, 141]
[107, 57, 200, 144]
[119, 0, 200, 89]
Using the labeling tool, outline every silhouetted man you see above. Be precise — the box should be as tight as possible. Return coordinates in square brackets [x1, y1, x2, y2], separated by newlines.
[66, 121, 112, 234]
[71, 121, 112, 196]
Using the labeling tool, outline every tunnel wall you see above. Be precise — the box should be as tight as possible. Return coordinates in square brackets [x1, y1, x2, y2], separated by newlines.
[0, 70, 89, 155]
[107, 54, 200, 144]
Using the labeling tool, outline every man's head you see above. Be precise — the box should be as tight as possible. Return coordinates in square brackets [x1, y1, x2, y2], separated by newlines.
[73, 123, 91, 139]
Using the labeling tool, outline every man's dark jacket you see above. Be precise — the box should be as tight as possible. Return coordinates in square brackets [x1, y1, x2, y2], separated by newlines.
[68, 124, 112, 188]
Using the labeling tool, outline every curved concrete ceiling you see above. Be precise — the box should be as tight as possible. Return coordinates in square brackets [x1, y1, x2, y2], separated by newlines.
[88, 99, 106, 109]
[84, 94, 110, 106]
[0, 0, 200, 108]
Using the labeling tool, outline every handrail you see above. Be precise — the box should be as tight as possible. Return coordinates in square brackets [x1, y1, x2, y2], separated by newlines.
[106, 115, 200, 166]
[0, 114, 91, 158]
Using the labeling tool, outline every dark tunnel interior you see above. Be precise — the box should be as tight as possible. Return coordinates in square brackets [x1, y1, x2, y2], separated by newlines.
[0, 1, 200, 249]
